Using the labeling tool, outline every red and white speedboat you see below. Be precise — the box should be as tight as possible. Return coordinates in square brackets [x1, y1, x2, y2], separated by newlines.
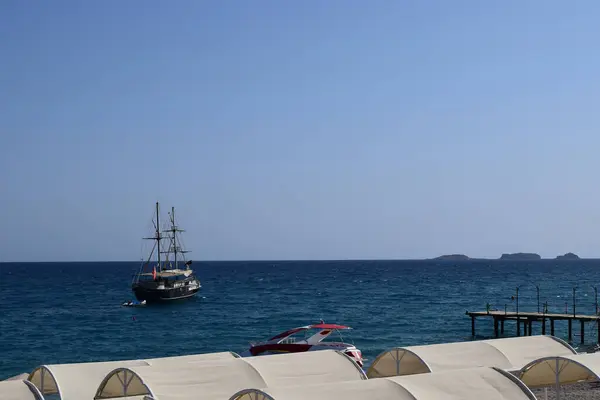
[243, 322, 364, 367]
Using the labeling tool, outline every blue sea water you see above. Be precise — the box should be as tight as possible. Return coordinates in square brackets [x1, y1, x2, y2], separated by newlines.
[1, 259, 600, 380]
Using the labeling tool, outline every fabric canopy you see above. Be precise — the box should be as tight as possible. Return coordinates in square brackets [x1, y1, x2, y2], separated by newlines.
[241, 349, 365, 387]
[28, 351, 239, 400]
[147, 351, 240, 366]
[518, 352, 600, 388]
[95, 359, 267, 400]
[95, 350, 366, 399]
[367, 335, 576, 378]
[226, 366, 536, 400]
[0, 379, 44, 400]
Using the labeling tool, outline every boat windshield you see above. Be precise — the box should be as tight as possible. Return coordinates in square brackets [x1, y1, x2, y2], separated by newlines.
[278, 328, 351, 344]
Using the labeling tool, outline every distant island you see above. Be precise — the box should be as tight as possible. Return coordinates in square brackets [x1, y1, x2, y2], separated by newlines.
[499, 253, 541, 261]
[555, 252, 580, 260]
[430, 252, 584, 261]
[433, 254, 471, 261]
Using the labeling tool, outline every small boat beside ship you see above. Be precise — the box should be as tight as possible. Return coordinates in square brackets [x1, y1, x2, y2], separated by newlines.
[242, 322, 364, 367]
[121, 300, 146, 307]
[131, 202, 201, 303]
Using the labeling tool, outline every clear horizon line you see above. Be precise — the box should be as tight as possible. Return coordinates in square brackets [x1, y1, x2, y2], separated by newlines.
[1, 256, 599, 263]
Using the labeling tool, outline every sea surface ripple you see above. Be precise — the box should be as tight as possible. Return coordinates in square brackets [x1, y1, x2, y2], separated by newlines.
[1, 259, 599, 379]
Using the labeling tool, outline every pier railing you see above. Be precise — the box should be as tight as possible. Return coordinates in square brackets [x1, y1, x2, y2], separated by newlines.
[467, 285, 600, 345]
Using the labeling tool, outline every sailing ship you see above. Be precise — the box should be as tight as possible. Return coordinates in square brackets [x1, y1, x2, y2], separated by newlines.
[131, 202, 201, 302]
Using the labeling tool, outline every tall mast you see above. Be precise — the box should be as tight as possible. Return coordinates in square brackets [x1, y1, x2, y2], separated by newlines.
[172, 206, 177, 270]
[160, 206, 189, 268]
[156, 202, 161, 271]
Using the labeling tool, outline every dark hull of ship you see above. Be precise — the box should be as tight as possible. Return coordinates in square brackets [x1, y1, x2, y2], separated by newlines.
[132, 280, 201, 303]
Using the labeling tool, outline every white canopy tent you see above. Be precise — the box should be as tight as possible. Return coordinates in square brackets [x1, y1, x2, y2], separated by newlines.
[28, 351, 239, 400]
[224, 366, 536, 400]
[367, 335, 576, 378]
[242, 348, 366, 387]
[518, 352, 600, 388]
[147, 352, 240, 365]
[94, 350, 366, 399]
[0, 379, 44, 400]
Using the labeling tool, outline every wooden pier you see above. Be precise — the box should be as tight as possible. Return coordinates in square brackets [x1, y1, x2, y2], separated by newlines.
[466, 310, 600, 344]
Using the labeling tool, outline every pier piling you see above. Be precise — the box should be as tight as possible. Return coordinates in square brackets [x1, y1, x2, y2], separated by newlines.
[494, 317, 499, 337]
[541, 318, 546, 335]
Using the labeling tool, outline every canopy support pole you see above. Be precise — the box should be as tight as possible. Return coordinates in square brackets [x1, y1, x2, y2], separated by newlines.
[123, 370, 128, 396]
[394, 348, 406, 375]
[555, 358, 560, 400]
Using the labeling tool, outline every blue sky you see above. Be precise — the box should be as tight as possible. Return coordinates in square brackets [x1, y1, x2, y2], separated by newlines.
[2, 1, 600, 261]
